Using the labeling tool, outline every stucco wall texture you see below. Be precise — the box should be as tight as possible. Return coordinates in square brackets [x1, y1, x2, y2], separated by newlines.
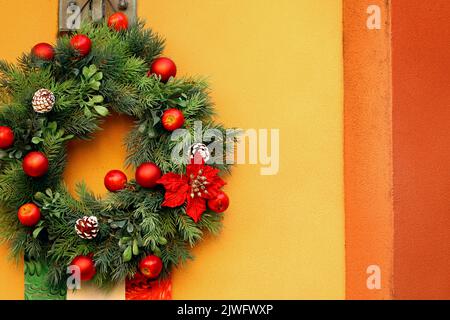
[0, 0, 345, 299]
[392, 0, 450, 300]
[1, 0, 450, 300]
[344, 0, 393, 300]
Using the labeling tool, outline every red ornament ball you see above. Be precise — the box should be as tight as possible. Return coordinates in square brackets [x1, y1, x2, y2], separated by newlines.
[70, 255, 96, 281]
[207, 191, 230, 213]
[70, 34, 92, 57]
[31, 42, 54, 61]
[0, 126, 14, 149]
[22, 151, 49, 178]
[135, 162, 162, 188]
[139, 255, 163, 279]
[108, 12, 128, 31]
[161, 108, 185, 131]
[149, 57, 177, 83]
[104, 170, 127, 192]
[17, 203, 41, 227]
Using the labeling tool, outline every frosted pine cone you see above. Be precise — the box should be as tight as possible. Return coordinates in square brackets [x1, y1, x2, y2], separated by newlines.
[190, 143, 210, 163]
[75, 216, 99, 240]
[32, 89, 55, 113]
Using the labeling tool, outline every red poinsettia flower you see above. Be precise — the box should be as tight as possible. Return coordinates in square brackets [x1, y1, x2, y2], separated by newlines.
[157, 162, 226, 222]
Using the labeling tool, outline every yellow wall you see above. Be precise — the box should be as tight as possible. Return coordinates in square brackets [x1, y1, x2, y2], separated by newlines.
[0, 0, 344, 299]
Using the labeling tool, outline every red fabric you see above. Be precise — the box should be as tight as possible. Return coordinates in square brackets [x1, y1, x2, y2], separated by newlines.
[125, 274, 172, 300]
[157, 162, 225, 222]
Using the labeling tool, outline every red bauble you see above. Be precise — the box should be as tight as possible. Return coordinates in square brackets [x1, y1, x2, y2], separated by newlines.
[108, 12, 129, 31]
[31, 42, 54, 61]
[104, 170, 128, 192]
[135, 162, 162, 188]
[22, 151, 49, 177]
[0, 126, 14, 149]
[139, 255, 163, 279]
[161, 108, 185, 131]
[149, 57, 177, 83]
[70, 255, 96, 281]
[207, 191, 230, 213]
[70, 34, 92, 57]
[17, 203, 41, 227]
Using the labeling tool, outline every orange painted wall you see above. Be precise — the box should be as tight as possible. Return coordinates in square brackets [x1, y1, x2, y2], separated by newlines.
[343, 0, 393, 299]
[140, 0, 345, 300]
[0, 0, 345, 299]
[0, 0, 59, 299]
[392, 0, 450, 299]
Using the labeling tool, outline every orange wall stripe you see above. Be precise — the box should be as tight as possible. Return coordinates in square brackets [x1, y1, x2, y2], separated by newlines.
[392, 0, 450, 299]
[344, 0, 394, 299]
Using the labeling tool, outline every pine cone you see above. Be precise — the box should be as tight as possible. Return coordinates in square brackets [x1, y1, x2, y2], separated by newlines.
[32, 89, 55, 113]
[75, 216, 99, 240]
[190, 143, 210, 163]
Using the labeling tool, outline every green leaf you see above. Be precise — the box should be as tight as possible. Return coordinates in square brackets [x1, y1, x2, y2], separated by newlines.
[153, 246, 162, 256]
[119, 236, 131, 246]
[94, 105, 109, 116]
[32, 227, 44, 239]
[82, 65, 97, 79]
[138, 123, 147, 133]
[89, 64, 97, 74]
[82, 66, 91, 79]
[72, 68, 80, 77]
[123, 246, 132, 262]
[127, 222, 134, 233]
[132, 239, 139, 255]
[27, 261, 36, 275]
[177, 100, 187, 108]
[45, 189, 53, 197]
[151, 110, 161, 126]
[147, 126, 156, 138]
[115, 220, 127, 228]
[34, 192, 46, 201]
[90, 81, 101, 91]
[61, 134, 74, 142]
[91, 95, 104, 103]
[35, 260, 43, 276]
[84, 106, 92, 117]
[158, 237, 168, 245]
[93, 72, 103, 81]
[31, 137, 44, 144]
[48, 121, 57, 132]
[52, 210, 61, 218]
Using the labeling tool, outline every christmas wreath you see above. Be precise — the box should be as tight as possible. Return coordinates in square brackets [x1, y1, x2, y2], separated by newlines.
[0, 13, 233, 295]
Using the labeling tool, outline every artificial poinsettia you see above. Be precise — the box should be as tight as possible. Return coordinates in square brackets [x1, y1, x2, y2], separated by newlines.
[157, 162, 225, 222]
